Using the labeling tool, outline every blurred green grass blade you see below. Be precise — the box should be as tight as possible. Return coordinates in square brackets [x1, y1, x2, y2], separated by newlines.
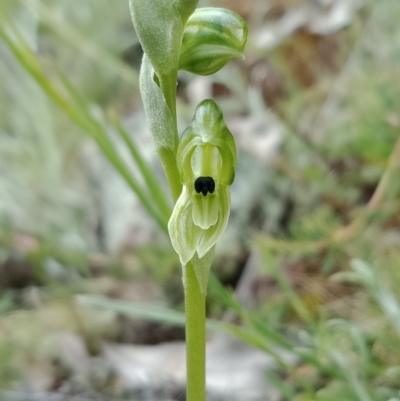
[249, 318, 293, 350]
[79, 294, 220, 331]
[255, 239, 316, 325]
[36, 1, 139, 86]
[78, 293, 228, 332]
[271, 265, 315, 327]
[293, 346, 338, 378]
[52, 64, 92, 117]
[110, 112, 172, 220]
[209, 276, 293, 350]
[208, 274, 244, 313]
[218, 323, 291, 368]
[49, 50, 169, 233]
[351, 259, 400, 336]
[78, 295, 187, 327]
[264, 370, 296, 401]
[0, 13, 168, 233]
[79, 294, 290, 366]
[219, 324, 271, 354]
[278, 283, 315, 327]
[330, 350, 375, 401]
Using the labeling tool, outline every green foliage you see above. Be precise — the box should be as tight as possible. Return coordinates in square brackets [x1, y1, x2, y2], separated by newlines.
[1, 1, 400, 401]
[0, 7, 170, 233]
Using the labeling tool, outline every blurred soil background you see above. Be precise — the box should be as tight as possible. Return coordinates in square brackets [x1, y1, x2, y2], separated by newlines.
[1, 0, 400, 400]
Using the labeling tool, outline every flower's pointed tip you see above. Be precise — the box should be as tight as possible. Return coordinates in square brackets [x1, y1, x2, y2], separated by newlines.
[196, 247, 211, 260]
[168, 187, 201, 266]
[168, 220, 196, 265]
[179, 252, 193, 266]
[171, 243, 195, 266]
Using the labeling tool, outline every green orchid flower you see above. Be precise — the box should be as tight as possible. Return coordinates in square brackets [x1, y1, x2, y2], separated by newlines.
[168, 99, 236, 265]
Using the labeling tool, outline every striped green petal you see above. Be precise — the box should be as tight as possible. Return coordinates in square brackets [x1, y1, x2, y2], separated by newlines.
[197, 185, 230, 258]
[168, 186, 202, 265]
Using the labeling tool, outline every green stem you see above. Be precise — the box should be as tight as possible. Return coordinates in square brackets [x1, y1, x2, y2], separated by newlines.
[160, 71, 178, 130]
[158, 71, 183, 202]
[160, 67, 206, 400]
[158, 147, 182, 203]
[184, 262, 206, 401]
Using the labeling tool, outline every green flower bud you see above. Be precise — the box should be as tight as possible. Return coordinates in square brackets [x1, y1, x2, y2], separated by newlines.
[168, 99, 236, 265]
[179, 8, 248, 76]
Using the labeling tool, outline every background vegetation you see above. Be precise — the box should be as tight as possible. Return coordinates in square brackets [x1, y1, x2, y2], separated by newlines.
[1, 0, 400, 400]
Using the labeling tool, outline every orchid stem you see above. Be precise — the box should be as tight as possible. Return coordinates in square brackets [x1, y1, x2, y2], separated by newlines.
[184, 262, 206, 401]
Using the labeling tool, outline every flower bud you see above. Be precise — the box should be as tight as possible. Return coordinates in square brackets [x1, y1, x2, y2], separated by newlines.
[179, 8, 248, 76]
[168, 99, 236, 265]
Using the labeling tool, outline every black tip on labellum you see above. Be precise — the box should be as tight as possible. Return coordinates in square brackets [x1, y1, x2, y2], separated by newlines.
[194, 176, 215, 196]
